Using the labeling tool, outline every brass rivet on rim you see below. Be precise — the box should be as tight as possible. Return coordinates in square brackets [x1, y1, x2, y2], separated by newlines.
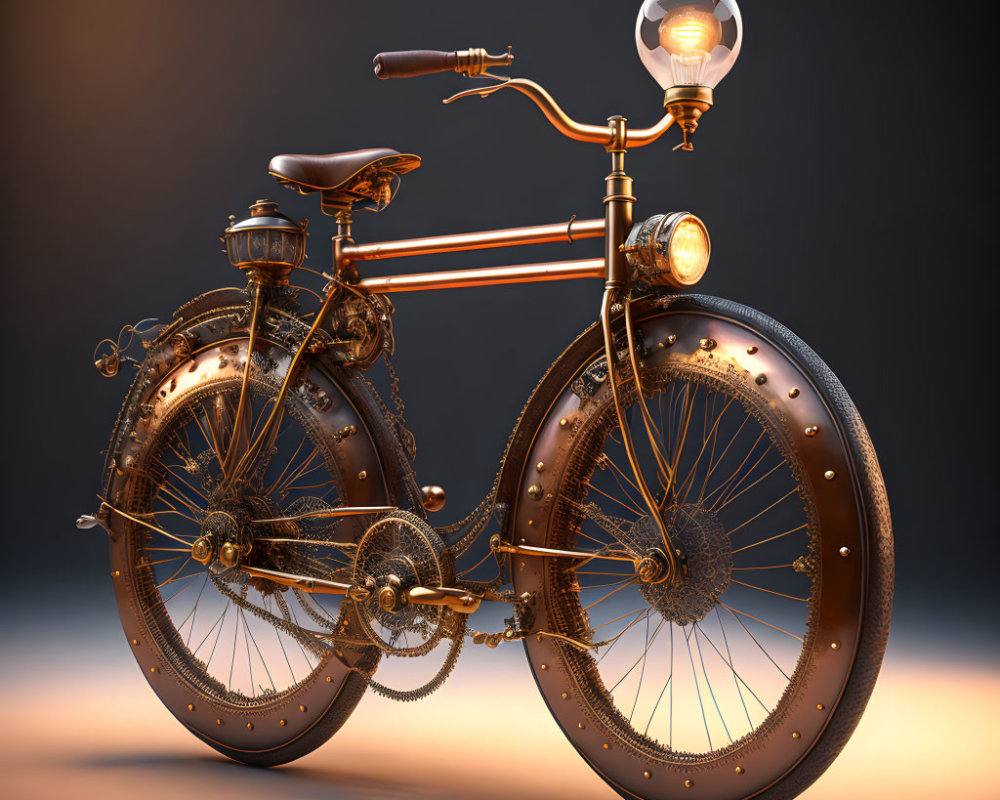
[187, 704, 195, 711]
[684, 779, 694, 788]
[643, 771, 652, 779]
[112, 570, 121, 577]
[602, 743, 610, 750]
[246, 722, 253, 730]
[804, 425, 819, 437]
[831, 641, 841, 650]
[578, 722, 585, 729]
[131, 638, 139, 646]
[279, 719, 287, 726]
[326, 676, 333, 682]
[536, 461, 545, 472]
[357, 470, 367, 480]
[216, 719, 222, 726]
[559, 417, 569, 427]
[788, 387, 800, 398]
[747, 345, 758, 355]
[540, 664, 548, 671]
[839, 546, 851, 557]
[150, 667, 157, 674]
[735, 765, 744, 775]
[824, 470, 836, 480]
[299, 705, 307, 712]
[561, 692, 569, 699]
[792, 731, 801, 739]
[527, 484, 543, 500]
[817, 703, 825, 710]
[699, 337, 716, 351]
[755, 373, 767, 385]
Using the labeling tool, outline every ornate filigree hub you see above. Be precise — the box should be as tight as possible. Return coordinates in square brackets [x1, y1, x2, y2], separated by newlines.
[632, 503, 731, 626]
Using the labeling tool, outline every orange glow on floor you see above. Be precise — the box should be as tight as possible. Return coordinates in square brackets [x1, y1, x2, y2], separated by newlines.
[1, 637, 996, 799]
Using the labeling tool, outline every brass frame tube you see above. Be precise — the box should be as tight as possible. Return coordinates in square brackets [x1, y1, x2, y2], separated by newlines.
[341, 218, 604, 263]
[356, 257, 605, 294]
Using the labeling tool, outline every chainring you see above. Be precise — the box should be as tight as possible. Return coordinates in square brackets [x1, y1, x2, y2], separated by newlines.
[351, 510, 455, 657]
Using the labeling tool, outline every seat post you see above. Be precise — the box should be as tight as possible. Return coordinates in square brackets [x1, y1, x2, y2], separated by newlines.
[333, 210, 355, 281]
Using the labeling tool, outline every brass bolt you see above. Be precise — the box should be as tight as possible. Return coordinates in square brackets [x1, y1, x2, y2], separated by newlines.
[527, 519, 534, 526]
[279, 719, 287, 726]
[817, 703, 825, 710]
[559, 417, 569, 427]
[735, 766, 744, 775]
[150, 667, 158, 674]
[804, 425, 819, 437]
[216, 719, 223, 726]
[577, 722, 585, 729]
[326, 676, 333, 683]
[699, 337, 716, 351]
[747, 345, 758, 355]
[684, 779, 694, 788]
[665, 334, 677, 345]
[247, 722, 254, 730]
[112, 570, 121, 577]
[540, 664, 548, 671]
[357, 470, 367, 480]
[792, 731, 801, 739]
[131, 638, 139, 646]
[839, 546, 851, 557]
[755, 374, 767, 385]
[643, 771, 652, 779]
[561, 692, 569, 699]
[299, 705, 307, 712]
[824, 470, 836, 480]
[536, 461, 545, 472]
[788, 387, 800, 398]
[831, 641, 841, 650]
[187, 704, 195, 711]
[527, 484, 543, 500]
[602, 743, 610, 750]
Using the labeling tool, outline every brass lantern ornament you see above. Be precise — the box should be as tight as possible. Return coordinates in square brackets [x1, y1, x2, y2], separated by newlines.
[636, 0, 743, 148]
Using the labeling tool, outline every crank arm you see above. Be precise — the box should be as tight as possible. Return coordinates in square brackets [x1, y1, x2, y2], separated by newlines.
[490, 534, 638, 567]
[240, 565, 370, 600]
[405, 586, 482, 614]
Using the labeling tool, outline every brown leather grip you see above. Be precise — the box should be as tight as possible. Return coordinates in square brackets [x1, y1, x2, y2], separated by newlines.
[373, 50, 457, 79]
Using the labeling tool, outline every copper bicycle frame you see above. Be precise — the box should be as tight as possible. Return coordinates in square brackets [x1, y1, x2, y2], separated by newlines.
[232, 98, 685, 583]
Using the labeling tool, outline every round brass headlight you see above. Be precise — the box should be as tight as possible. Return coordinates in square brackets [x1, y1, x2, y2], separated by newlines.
[624, 212, 711, 289]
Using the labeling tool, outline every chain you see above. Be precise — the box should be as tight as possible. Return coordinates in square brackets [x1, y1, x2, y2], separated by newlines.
[210, 574, 327, 658]
[365, 614, 467, 702]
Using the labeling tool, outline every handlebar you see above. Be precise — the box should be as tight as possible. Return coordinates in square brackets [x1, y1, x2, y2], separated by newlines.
[373, 47, 513, 79]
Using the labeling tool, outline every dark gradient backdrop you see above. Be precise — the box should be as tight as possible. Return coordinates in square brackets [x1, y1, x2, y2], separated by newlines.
[0, 0, 997, 797]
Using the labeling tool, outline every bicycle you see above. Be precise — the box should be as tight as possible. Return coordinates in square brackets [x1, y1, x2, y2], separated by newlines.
[80, 2, 893, 798]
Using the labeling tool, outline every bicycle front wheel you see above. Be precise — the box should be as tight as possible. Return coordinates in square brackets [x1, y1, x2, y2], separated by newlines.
[513, 295, 892, 800]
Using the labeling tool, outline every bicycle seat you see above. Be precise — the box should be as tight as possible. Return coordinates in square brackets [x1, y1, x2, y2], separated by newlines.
[269, 148, 421, 215]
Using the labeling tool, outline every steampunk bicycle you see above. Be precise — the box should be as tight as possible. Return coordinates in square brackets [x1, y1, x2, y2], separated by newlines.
[81, 2, 893, 798]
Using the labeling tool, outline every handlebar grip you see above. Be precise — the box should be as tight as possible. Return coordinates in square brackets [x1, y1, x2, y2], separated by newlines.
[373, 50, 458, 79]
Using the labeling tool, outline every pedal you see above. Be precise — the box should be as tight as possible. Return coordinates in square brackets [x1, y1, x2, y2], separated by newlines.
[471, 630, 505, 648]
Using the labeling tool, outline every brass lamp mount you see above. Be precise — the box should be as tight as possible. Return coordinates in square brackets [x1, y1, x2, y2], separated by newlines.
[664, 85, 713, 151]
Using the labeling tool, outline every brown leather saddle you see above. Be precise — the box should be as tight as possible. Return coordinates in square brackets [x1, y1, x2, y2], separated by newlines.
[268, 148, 421, 215]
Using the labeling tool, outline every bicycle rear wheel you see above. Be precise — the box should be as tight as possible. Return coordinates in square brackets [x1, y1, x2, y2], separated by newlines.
[102, 298, 412, 765]
[513, 295, 892, 800]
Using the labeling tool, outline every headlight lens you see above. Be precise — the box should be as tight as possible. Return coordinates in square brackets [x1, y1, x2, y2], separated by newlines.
[624, 212, 711, 289]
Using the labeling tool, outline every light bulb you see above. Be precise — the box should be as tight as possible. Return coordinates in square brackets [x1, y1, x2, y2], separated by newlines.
[659, 7, 722, 86]
[635, 0, 742, 91]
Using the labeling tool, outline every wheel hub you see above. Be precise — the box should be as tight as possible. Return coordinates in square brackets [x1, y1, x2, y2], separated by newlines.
[630, 503, 732, 625]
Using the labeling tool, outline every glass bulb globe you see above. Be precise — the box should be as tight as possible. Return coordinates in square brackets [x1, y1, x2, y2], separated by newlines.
[635, 0, 743, 90]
